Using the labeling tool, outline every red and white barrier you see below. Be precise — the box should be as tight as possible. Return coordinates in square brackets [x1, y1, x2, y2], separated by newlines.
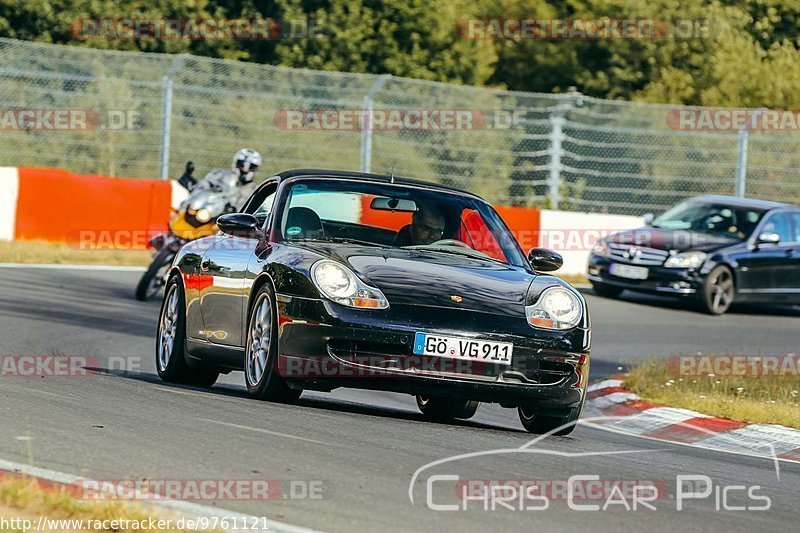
[0, 167, 19, 241]
[585, 378, 800, 463]
[0, 167, 642, 275]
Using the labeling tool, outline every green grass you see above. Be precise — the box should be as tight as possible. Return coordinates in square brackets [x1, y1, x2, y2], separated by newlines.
[624, 359, 800, 429]
[0, 477, 203, 532]
[0, 241, 151, 266]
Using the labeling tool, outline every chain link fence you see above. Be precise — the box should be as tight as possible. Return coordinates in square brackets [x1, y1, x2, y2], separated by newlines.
[1, 37, 799, 216]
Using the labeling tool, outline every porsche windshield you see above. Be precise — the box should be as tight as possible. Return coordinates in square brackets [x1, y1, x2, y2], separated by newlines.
[278, 179, 526, 267]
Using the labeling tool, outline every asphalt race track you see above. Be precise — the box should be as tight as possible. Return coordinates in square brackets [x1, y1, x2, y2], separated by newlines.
[0, 266, 798, 532]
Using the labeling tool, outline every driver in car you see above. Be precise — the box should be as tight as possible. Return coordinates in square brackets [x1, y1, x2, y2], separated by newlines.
[394, 203, 446, 246]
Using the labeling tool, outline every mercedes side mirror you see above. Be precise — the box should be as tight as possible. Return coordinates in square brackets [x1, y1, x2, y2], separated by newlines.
[528, 248, 563, 272]
[757, 232, 780, 245]
[217, 213, 262, 238]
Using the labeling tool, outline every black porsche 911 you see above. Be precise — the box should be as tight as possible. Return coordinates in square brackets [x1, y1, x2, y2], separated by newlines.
[156, 170, 590, 434]
[588, 195, 800, 315]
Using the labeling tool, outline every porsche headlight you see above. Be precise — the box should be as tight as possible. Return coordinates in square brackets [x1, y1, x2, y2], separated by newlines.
[663, 251, 706, 269]
[526, 286, 583, 330]
[311, 260, 388, 309]
[194, 208, 211, 223]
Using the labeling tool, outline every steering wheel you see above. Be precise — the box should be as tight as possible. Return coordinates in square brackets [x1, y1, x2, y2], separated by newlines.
[429, 239, 471, 249]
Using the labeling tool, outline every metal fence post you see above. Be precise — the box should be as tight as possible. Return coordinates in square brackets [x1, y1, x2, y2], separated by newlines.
[546, 88, 580, 209]
[735, 128, 749, 197]
[159, 54, 188, 180]
[359, 74, 391, 173]
[548, 114, 564, 208]
[735, 108, 765, 197]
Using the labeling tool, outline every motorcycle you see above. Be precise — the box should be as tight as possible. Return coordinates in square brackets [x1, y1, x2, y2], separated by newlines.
[135, 162, 241, 301]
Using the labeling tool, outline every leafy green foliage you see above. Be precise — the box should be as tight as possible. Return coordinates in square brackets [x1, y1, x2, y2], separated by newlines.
[3, 0, 800, 107]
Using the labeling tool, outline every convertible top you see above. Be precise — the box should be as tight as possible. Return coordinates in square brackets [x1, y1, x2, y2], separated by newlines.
[268, 169, 483, 200]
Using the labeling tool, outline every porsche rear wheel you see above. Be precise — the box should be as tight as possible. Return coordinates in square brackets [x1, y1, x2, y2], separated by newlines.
[245, 284, 301, 402]
[416, 396, 479, 420]
[518, 404, 582, 435]
[156, 277, 219, 387]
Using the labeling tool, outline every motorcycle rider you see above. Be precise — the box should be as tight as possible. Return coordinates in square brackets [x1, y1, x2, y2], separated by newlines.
[230, 148, 263, 210]
[135, 148, 263, 301]
[178, 148, 262, 212]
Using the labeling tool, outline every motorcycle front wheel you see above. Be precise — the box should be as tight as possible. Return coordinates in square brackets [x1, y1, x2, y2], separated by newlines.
[135, 248, 176, 301]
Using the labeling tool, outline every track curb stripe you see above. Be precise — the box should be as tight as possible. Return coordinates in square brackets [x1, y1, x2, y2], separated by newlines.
[584, 377, 800, 464]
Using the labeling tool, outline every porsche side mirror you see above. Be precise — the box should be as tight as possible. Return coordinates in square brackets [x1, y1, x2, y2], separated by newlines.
[757, 232, 780, 245]
[528, 248, 563, 272]
[642, 213, 655, 226]
[218, 213, 262, 238]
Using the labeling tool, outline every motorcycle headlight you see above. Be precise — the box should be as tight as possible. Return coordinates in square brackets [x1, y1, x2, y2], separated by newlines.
[592, 239, 608, 257]
[526, 286, 583, 330]
[195, 208, 211, 223]
[311, 260, 389, 310]
[663, 251, 706, 269]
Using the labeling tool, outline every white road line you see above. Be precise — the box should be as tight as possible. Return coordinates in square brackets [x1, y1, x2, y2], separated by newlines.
[197, 418, 340, 447]
[0, 458, 321, 533]
[0, 263, 145, 271]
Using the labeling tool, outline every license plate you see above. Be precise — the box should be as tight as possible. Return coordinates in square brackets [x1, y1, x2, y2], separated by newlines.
[610, 263, 649, 280]
[413, 333, 512, 365]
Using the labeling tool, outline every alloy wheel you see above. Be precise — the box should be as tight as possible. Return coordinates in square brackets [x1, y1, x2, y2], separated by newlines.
[710, 269, 734, 314]
[246, 294, 272, 386]
[157, 284, 179, 372]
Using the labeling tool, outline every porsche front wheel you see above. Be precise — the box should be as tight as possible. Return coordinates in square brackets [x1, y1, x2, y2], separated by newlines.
[416, 395, 478, 420]
[245, 284, 301, 402]
[518, 404, 581, 435]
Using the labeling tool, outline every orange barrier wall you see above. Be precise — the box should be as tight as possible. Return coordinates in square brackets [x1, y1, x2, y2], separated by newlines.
[494, 205, 540, 252]
[14, 167, 171, 248]
[9, 168, 542, 252]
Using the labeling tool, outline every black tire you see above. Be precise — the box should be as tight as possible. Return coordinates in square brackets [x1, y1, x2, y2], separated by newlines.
[416, 396, 479, 420]
[244, 284, 302, 402]
[136, 248, 175, 301]
[698, 265, 735, 315]
[156, 276, 219, 387]
[591, 282, 623, 299]
[518, 403, 583, 435]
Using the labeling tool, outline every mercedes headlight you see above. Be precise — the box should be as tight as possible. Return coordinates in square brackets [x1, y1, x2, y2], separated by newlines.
[663, 251, 706, 269]
[526, 286, 583, 330]
[311, 260, 388, 309]
[195, 208, 211, 223]
[592, 239, 608, 257]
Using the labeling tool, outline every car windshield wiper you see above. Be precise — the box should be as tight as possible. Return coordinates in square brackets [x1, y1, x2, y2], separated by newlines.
[290, 237, 390, 248]
[404, 245, 505, 264]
